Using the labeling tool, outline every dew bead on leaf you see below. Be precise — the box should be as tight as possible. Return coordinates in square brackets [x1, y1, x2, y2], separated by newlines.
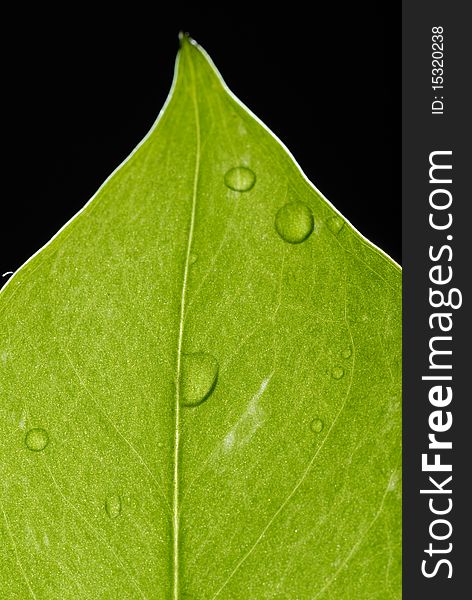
[224, 166, 256, 191]
[181, 352, 219, 407]
[326, 215, 345, 235]
[341, 347, 352, 359]
[275, 201, 314, 244]
[105, 494, 122, 519]
[25, 428, 49, 452]
[331, 366, 345, 380]
[310, 418, 324, 433]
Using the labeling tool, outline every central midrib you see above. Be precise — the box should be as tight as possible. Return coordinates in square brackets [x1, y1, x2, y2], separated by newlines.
[172, 48, 201, 600]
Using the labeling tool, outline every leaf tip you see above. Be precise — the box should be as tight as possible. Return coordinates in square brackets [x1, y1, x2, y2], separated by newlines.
[178, 31, 199, 49]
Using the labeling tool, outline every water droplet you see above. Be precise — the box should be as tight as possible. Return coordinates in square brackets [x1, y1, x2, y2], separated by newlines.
[326, 215, 344, 235]
[157, 441, 164, 448]
[189, 253, 198, 265]
[25, 428, 49, 452]
[311, 418, 324, 433]
[341, 347, 352, 359]
[181, 352, 219, 407]
[331, 366, 344, 380]
[224, 166, 256, 192]
[275, 201, 314, 244]
[105, 494, 122, 519]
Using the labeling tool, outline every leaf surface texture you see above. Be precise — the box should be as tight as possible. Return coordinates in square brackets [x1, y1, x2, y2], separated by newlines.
[0, 37, 401, 599]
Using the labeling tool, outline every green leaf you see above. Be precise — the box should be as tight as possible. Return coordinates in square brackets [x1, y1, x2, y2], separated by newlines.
[0, 35, 401, 599]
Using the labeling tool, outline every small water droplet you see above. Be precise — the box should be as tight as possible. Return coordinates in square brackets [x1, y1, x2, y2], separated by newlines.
[189, 253, 198, 265]
[105, 494, 122, 519]
[326, 215, 345, 235]
[341, 347, 352, 359]
[275, 201, 314, 244]
[224, 166, 256, 192]
[311, 418, 324, 433]
[157, 441, 164, 448]
[25, 428, 49, 452]
[331, 366, 344, 380]
[181, 352, 219, 407]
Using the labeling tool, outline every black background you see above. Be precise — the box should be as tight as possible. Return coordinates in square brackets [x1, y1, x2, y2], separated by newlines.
[1, 5, 400, 278]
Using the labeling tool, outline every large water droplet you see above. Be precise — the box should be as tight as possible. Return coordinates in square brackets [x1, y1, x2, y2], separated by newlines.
[224, 166, 256, 192]
[331, 366, 345, 380]
[25, 428, 49, 452]
[181, 352, 219, 407]
[326, 215, 344, 235]
[105, 494, 122, 519]
[311, 418, 324, 433]
[275, 201, 314, 244]
[341, 347, 352, 359]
